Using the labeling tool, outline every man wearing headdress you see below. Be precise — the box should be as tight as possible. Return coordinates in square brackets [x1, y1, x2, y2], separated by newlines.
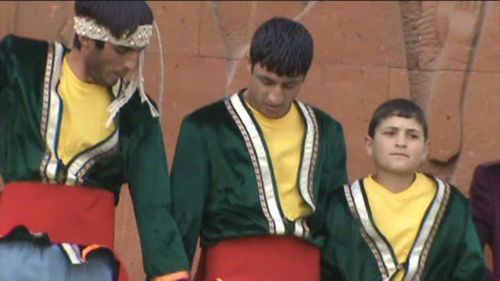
[0, 1, 189, 280]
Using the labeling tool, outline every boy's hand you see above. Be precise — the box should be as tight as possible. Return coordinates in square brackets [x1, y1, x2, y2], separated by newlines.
[0, 174, 4, 192]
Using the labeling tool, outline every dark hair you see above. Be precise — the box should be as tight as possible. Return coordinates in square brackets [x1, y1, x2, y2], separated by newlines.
[368, 98, 428, 140]
[249, 17, 314, 77]
[73, 1, 153, 50]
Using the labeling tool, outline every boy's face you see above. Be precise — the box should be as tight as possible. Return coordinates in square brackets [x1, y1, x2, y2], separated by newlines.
[365, 116, 428, 175]
[245, 63, 305, 119]
[83, 38, 143, 87]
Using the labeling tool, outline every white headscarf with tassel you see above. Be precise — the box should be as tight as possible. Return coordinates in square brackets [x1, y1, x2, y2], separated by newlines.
[73, 16, 164, 127]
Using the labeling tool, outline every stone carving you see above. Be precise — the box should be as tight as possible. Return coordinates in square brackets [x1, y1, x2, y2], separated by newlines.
[400, 1, 484, 184]
[207, 1, 318, 94]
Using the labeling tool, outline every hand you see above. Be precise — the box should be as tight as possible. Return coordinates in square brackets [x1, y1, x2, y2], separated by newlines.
[0, 174, 4, 192]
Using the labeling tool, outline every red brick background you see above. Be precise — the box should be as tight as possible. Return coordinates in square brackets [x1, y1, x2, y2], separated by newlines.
[1, 1, 497, 279]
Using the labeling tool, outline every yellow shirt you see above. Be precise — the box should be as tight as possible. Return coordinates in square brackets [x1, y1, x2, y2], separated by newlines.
[58, 57, 115, 165]
[364, 173, 436, 280]
[247, 102, 311, 221]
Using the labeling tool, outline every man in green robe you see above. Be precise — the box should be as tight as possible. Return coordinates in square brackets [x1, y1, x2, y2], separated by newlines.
[171, 17, 348, 281]
[0, 1, 189, 280]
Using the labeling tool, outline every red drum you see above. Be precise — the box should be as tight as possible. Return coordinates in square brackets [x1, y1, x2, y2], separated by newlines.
[0, 182, 128, 281]
[197, 235, 320, 281]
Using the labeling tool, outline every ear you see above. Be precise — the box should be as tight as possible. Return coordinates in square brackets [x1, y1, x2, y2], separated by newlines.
[79, 36, 94, 51]
[245, 52, 252, 74]
[422, 139, 429, 161]
[364, 135, 374, 156]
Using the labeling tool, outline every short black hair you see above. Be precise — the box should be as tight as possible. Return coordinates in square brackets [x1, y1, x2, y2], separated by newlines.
[368, 98, 428, 140]
[249, 17, 314, 77]
[73, 1, 153, 50]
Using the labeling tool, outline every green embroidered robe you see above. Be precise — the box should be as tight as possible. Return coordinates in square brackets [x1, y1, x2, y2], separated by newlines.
[0, 34, 188, 278]
[322, 175, 487, 281]
[171, 91, 348, 266]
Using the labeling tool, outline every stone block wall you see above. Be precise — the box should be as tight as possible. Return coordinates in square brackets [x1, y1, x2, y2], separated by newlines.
[1, 1, 498, 278]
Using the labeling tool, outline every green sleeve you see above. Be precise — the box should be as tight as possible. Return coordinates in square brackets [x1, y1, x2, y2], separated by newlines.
[0, 36, 9, 92]
[326, 120, 348, 189]
[170, 115, 210, 268]
[453, 206, 488, 280]
[321, 201, 338, 281]
[320, 189, 351, 281]
[320, 120, 348, 281]
[0, 36, 12, 177]
[126, 117, 189, 279]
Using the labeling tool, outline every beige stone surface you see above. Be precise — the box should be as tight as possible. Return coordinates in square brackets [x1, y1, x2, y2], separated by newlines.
[14, 1, 73, 45]
[426, 71, 464, 163]
[452, 72, 500, 193]
[0, 2, 17, 39]
[149, 2, 200, 56]
[199, 1, 304, 60]
[472, 2, 500, 72]
[389, 68, 411, 99]
[199, 1, 255, 59]
[300, 64, 390, 180]
[301, 1, 407, 67]
[115, 186, 144, 280]
[160, 55, 228, 163]
[225, 60, 251, 101]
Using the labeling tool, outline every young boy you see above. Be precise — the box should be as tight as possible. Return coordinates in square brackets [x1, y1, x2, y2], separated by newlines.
[322, 98, 486, 280]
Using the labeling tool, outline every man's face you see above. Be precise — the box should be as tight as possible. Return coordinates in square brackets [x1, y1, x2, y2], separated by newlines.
[365, 116, 428, 176]
[245, 63, 305, 119]
[85, 41, 143, 87]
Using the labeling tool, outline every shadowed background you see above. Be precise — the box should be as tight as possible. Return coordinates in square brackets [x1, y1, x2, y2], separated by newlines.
[1, 1, 498, 279]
